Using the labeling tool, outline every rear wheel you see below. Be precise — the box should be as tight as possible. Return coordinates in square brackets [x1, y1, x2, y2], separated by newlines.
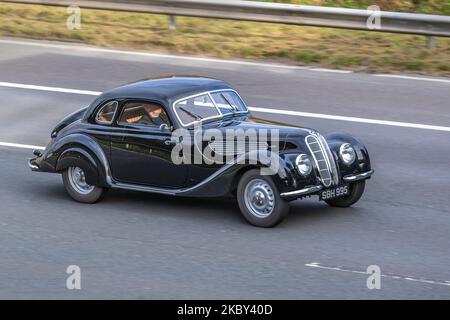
[62, 166, 105, 203]
[237, 169, 289, 227]
[325, 180, 365, 207]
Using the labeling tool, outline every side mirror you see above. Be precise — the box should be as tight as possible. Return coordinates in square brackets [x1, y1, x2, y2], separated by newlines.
[159, 123, 172, 132]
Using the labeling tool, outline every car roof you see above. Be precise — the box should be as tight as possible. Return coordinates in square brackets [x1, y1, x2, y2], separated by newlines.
[88, 76, 234, 108]
[85, 76, 245, 128]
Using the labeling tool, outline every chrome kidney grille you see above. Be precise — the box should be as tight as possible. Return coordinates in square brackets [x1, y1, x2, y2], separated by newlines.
[305, 134, 339, 187]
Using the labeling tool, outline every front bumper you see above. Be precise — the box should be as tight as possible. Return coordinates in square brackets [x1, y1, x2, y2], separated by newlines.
[342, 169, 374, 182]
[280, 169, 374, 199]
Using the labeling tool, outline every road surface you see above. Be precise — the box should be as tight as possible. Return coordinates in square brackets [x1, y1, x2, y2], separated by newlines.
[0, 38, 449, 299]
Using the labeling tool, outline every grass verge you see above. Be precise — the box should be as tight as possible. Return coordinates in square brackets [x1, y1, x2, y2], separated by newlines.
[0, 3, 449, 76]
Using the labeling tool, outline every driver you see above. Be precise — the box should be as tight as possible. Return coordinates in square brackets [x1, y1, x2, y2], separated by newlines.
[126, 104, 167, 126]
[142, 105, 165, 126]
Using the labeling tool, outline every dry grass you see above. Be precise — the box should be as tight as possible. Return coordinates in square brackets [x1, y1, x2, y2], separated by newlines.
[0, 3, 449, 76]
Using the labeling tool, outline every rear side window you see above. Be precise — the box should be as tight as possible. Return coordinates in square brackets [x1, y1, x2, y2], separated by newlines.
[96, 101, 118, 124]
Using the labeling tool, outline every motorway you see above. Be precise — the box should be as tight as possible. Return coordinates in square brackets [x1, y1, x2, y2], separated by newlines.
[0, 38, 449, 299]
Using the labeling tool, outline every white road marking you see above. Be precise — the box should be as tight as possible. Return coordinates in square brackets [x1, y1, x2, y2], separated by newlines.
[0, 142, 45, 150]
[250, 107, 450, 132]
[0, 81, 101, 96]
[1, 81, 450, 133]
[305, 262, 450, 287]
[309, 68, 353, 74]
[374, 74, 450, 84]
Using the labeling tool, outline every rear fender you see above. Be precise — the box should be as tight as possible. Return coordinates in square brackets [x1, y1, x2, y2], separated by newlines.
[56, 147, 99, 186]
[45, 134, 112, 187]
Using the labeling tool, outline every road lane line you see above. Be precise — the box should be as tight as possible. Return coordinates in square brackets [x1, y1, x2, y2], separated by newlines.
[374, 74, 450, 84]
[1, 81, 450, 133]
[305, 262, 450, 287]
[0, 142, 45, 150]
[250, 107, 450, 132]
[309, 68, 352, 74]
[0, 82, 101, 96]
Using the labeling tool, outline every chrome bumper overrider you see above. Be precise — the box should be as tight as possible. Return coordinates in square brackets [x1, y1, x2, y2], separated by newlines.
[28, 158, 39, 171]
[280, 169, 374, 198]
[342, 169, 374, 182]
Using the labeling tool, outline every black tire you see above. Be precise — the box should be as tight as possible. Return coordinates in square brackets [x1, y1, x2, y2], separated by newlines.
[62, 166, 106, 204]
[237, 169, 290, 227]
[325, 180, 365, 207]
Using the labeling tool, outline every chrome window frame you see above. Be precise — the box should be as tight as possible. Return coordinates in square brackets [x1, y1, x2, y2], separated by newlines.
[172, 89, 249, 128]
[95, 100, 119, 125]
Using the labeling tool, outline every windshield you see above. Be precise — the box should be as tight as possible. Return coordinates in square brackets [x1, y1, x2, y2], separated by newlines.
[174, 93, 220, 126]
[210, 91, 247, 115]
[174, 90, 248, 126]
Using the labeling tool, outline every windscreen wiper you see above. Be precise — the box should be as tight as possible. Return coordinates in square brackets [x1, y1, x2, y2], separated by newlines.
[179, 106, 202, 121]
[220, 93, 238, 112]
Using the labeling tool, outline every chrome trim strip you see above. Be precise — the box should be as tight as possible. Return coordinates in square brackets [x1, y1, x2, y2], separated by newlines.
[305, 134, 333, 187]
[113, 182, 178, 195]
[280, 185, 323, 198]
[343, 169, 374, 182]
[317, 134, 340, 185]
[112, 158, 239, 195]
[207, 91, 223, 115]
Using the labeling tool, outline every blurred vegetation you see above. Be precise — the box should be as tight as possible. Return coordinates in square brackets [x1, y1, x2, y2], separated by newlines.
[256, 0, 450, 15]
[0, 3, 449, 76]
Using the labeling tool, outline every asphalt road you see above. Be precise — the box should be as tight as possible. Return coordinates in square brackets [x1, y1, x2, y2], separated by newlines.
[0, 38, 449, 299]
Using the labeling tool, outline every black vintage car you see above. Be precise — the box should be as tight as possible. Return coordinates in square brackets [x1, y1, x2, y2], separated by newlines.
[29, 76, 373, 227]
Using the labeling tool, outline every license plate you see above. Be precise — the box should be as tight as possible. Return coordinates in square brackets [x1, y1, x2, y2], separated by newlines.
[320, 185, 349, 201]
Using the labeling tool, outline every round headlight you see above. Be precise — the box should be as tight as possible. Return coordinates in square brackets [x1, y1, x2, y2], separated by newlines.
[295, 154, 312, 176]
[339, 143, 356, 165]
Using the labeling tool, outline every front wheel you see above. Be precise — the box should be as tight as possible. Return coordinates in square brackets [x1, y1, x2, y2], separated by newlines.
[62, 166, 105, 203]
[237, 169, 290, 227]
[325, 180, 365, 207]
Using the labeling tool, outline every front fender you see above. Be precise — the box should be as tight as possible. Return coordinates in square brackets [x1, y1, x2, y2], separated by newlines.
[181, 150, 292, 197]
[325, 132, 372, 174]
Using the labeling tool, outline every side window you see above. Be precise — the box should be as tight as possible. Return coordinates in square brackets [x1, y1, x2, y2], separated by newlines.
[96, 101, 118, 124]
[118, 101, 170, 128]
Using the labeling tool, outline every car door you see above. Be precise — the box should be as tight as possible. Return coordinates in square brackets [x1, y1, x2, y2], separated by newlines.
[109, 100, 187, 188]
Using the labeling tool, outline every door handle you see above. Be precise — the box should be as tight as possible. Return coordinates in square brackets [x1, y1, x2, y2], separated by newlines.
[164, 139, 177, 146]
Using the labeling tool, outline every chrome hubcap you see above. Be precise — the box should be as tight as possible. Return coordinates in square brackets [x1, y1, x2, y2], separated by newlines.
[68, 167, 94, 195]
[244, 179, 275, 218]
